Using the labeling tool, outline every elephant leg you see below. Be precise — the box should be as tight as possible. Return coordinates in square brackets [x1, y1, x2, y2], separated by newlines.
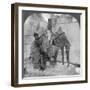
[61, 47, 64, 65]
[54, 49, 58, 63]
[39, 55, 45, 71]
[66, 46, 70, 67]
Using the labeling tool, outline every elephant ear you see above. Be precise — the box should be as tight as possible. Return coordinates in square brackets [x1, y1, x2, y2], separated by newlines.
[41, 36, 50, 52]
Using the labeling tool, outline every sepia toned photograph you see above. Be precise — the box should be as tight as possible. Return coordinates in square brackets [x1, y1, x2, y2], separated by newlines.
[11, 3, 87, 87]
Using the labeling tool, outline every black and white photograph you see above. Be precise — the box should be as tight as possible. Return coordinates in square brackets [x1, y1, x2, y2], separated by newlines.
[23, 12, 81, 77]
[11, 3, 87, 86]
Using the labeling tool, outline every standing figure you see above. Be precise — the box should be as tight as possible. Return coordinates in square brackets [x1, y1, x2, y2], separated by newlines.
[30, 33, 42, 69]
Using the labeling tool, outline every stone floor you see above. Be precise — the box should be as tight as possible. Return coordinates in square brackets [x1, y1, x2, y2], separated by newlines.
[24, 60, 80, 77]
